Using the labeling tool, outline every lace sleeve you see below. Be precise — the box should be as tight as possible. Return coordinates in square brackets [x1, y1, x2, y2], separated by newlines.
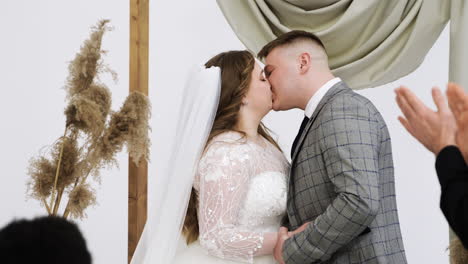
[196, 140, 277, 263]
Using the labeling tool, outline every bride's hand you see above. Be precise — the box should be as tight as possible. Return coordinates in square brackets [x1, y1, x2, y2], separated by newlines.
[287, 221, 311, 236]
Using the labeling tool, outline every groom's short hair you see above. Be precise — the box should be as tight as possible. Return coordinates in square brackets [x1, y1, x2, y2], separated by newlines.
[257, 30, 325, 59]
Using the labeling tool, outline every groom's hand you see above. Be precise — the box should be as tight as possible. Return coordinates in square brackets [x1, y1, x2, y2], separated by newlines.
[274, 227, 289, 264]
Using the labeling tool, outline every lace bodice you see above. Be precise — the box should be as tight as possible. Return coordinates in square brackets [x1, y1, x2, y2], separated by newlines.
[193, 131, 290, 263]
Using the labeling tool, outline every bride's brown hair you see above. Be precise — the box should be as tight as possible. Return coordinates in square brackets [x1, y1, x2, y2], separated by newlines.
[182, 50, 281, 244]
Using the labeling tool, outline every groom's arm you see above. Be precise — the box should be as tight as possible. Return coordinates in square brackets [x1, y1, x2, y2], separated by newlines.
[282, 98, 381, 263]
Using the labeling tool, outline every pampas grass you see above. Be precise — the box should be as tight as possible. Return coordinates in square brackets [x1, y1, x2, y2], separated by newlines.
[65, 184, 97, 219]
[26, 19, 150, 220]
[104, 92, 151, 165]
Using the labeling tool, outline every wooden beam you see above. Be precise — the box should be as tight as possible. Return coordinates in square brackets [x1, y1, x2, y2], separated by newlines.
[128, 0, 149, 263]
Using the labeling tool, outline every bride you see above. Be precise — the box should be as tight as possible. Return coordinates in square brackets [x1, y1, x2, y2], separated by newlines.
[131, 51, 304, 264]
[176, 50, 288, 264]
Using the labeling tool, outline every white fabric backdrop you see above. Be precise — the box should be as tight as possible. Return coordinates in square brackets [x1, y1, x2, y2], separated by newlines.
[0, 1, 451, 263]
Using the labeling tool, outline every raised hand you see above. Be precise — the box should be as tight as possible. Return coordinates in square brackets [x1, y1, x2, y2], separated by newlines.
[395, 86, 457, 155]
[447, 83, 468, 163]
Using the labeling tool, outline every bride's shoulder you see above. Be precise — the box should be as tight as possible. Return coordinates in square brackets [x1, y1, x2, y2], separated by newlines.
[202, 131, 251, 157]
[209, 130, 247, 145]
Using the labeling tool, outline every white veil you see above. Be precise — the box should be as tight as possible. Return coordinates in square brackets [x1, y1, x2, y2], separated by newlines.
[130, 65, 221, 264]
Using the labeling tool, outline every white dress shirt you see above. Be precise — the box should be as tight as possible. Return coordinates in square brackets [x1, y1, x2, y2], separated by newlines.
[304, 77, 342, 118]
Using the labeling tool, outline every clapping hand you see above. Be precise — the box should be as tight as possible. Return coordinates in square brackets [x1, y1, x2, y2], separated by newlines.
[447, 83, 468, 163]
[395, 86, 457, 155]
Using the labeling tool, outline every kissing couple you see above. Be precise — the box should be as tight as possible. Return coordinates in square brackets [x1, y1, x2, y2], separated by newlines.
[132, 30, 407, 264]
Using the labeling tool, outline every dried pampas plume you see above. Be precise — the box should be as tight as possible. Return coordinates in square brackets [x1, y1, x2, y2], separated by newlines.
[65, 20, 113, 142]
[65, 19, 112, 99]
[103, 92, 151, 165]
[27, 156, 56, 200]
[26, 19, 151, 220]
[49, 136, 80, 190]
[65, 184, 97, 219]
[65, 95, 107, 139]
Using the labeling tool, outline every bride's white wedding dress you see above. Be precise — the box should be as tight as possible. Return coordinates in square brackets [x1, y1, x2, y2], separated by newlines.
[173, 131, 290, 264]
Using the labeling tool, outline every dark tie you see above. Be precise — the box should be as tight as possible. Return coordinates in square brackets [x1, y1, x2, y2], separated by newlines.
[291, 116, 310, 158]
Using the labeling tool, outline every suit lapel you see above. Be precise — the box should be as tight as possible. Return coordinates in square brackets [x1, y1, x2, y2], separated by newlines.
[291, 82, 349, 164]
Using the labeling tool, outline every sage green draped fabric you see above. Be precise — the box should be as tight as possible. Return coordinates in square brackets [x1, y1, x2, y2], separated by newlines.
[216, 0, 458, 90]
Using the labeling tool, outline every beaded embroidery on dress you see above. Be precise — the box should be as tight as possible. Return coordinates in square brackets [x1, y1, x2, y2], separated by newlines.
[173, 131, 290, 264]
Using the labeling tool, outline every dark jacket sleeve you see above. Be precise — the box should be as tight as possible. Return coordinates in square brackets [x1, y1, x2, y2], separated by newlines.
[436, 145, 468, 249]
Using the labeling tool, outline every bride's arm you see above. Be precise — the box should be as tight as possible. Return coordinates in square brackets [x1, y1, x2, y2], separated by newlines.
[197, 141, 277, 263]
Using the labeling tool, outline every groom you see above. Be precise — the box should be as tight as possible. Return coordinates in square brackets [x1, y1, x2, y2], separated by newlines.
[258, 31, 407, 263]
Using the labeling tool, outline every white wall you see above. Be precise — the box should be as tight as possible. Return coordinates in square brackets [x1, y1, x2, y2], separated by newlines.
[0, 1, 450, 263]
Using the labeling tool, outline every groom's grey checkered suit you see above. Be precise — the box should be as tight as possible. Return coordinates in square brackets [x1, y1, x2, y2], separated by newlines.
[281, 82, 407, 263]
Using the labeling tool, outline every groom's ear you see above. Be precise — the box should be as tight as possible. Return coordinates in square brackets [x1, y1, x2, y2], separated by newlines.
[298, 52, 311, 74]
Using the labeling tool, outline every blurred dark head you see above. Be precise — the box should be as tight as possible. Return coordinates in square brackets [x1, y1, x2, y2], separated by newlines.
[0, 216, 91, 264]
